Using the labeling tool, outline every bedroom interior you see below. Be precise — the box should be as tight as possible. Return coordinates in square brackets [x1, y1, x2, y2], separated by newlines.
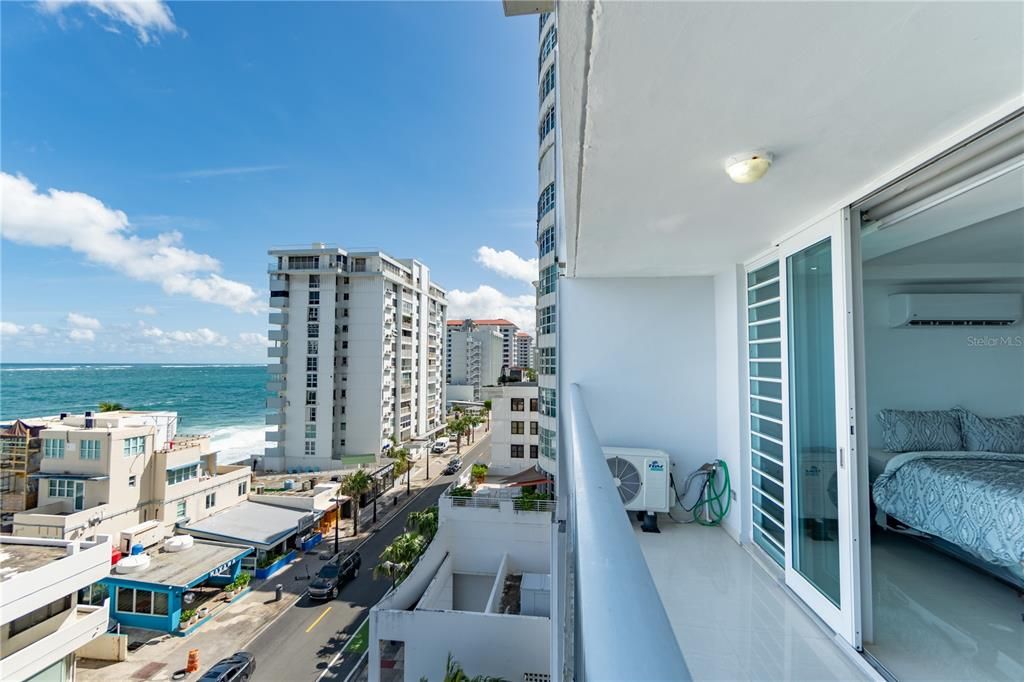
[856, 120, 1024, 681]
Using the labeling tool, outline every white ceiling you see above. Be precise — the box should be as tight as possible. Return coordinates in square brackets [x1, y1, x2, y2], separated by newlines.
[866, 208, 1024, 268]
[557, 2, 1024, 278]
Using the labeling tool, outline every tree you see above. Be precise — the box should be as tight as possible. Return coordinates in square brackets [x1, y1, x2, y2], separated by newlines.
[392, 447, 412, 497]
[467, 413, 484, 443]
[98, 402, 125, 412]
[482, 400, 492, 431]
[405, 506, 438, 543]
[440, 654, 509, 682]
[373, 532, 425, 587]
[340, 469, 373, 536]
[525, 368, 537, 382]
[447, 416, 468, 454]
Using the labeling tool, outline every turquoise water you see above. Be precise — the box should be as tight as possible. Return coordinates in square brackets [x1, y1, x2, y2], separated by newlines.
[0, 363, 269, 463]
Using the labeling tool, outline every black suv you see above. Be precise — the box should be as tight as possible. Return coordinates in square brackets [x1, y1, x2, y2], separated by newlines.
[199, 652, 255, 682]
[442, 458, 462, 476]
[308, 552, 361, 600]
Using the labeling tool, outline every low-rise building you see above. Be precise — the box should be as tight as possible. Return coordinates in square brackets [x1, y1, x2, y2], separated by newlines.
[0, 534, 113, 682]
[12, 411, 251, 542]
[482, 383, 541, 476]
[0, 421, 42, 518]
[369, 482, 553, 682]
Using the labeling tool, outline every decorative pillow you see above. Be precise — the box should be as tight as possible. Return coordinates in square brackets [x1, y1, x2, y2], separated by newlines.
[955, 407, 1024, 454]
[877, 409, 963, 453]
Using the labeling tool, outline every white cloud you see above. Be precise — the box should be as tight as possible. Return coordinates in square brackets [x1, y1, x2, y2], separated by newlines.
[39, 0, 180, 44]
[1, 173, 262, 313]
[238, 332, 269, 346]
[475, 246, 538, 284]
[1, 322, 24, 336]
[29, 324, 49, 335]
[134, 305, 157, 315]
[67, 312, 101, 330]
[447, 285, 536, 334]
[69, 328, 95, 342]
[141, 325, 228, 346]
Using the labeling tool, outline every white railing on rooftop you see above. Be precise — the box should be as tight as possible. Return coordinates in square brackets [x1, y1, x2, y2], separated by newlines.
[567, 384, 690, 681]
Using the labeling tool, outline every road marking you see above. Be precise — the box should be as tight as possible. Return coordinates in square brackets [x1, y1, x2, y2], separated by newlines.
[316, 614, 369, 682]
[306, 606, 332, 633]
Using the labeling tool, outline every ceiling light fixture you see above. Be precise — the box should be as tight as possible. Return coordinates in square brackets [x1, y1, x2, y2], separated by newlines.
[725, 152, 773, 184]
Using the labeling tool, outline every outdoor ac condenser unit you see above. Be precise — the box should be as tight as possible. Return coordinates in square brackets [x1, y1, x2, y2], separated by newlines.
[889, 293, 1023, 327]
[602, 447, 672, 514]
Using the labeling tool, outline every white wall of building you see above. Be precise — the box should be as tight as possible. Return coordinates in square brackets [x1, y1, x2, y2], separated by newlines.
[558, 276, 720, 515]
[482, 385, 540, 476]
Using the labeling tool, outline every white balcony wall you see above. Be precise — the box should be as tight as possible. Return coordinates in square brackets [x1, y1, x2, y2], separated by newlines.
[559, 276, 719, 491]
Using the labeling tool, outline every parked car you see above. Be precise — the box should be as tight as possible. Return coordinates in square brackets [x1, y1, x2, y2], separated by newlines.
[308, 552, 362, 600]
[199, 652, 255, 682]
[442, 458, 462, 476]
[431, 437, 450, 453]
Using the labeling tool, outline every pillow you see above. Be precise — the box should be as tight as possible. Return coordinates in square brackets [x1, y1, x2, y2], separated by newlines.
[877, 409, 963, 453]
[954, 407, 1024, 454]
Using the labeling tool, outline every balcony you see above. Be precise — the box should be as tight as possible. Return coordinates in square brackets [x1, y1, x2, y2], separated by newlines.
[268, 328, 287, 342]
[269, 311, 288, 326]
[269, 295, 289, 308]
[266, 396, 285, 409]
[0, 602, 109, 681]
[265, 412, 284, 426]
[266, 380, 284, 392]
[564, 384, 688, 680]
[265, 430, 285, 443]
[270, 278, 289, 292]
[268, 345, 287, 358]
[268, 362, 285, 376]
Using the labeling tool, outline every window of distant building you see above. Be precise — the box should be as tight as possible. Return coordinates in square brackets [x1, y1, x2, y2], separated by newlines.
[511, 421, 525, 435]
[511, 398, 525, 412]
[43, 439, 65, 458]
[511, 444, 525, 459]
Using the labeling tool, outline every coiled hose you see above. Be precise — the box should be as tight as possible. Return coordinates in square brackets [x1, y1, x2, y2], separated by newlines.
[671, 459, 731, 526]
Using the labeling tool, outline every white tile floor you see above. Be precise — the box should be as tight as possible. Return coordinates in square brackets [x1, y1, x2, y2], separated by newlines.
[636, 519, 869, 681]
[867, 530, 1024, 681]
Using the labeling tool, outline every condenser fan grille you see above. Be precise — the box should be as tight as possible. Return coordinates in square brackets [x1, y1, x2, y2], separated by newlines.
[607, 456, 642, 505]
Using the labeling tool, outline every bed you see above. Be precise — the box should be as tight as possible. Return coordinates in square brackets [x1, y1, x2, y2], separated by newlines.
[871, 450, 1024, 587]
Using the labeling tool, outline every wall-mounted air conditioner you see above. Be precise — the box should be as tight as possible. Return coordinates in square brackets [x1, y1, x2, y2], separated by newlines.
[888, 293, 1022, 327]
[602, 447, 671, 514]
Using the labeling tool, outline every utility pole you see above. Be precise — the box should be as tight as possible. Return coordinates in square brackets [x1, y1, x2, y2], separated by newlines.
[372, 479, 378, 524]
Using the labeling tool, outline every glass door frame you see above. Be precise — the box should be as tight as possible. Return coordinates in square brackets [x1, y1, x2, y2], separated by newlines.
[778, 209, 862, 648]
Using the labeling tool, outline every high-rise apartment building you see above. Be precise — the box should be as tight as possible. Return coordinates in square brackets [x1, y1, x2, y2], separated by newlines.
[514, 331, 535, 369]
[471, 319, 519, 370]
[444, 320, 504, 400]
[266, 245, 447, 471]
[535, 10, 559, 474]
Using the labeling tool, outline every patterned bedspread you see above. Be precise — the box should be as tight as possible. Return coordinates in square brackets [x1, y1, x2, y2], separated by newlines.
[873, 451, 1024, 569]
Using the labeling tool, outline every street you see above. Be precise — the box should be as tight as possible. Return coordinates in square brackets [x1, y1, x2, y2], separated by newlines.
[248, 432, 491, 682]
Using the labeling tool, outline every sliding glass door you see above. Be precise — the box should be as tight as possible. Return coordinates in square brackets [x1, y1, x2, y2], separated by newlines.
[779, 212, 860, 646]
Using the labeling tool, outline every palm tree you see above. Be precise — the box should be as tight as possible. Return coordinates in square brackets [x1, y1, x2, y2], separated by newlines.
[373, 532, 425, 586]
[467, 414, 484, 443]
[98, 401, 126, 412]
[405, 506, 438, 543]
[340, 469, 373, 536]
[447, 416, 468, 454]
[441, 654, 508, 682]
[392, 447, 412, 497]
[482, 400, 492, 431]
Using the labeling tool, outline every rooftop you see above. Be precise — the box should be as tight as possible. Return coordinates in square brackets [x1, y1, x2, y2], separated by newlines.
[0, 542, 67, 577]
[105, 539, 251, 589]
[179, 500, 317, 549]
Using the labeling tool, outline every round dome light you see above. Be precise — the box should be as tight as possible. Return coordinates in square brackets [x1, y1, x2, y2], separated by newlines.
[725, 152, 773, 184]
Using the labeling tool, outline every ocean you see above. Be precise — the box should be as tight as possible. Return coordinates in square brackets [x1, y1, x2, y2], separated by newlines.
[0, 363, 269, 464]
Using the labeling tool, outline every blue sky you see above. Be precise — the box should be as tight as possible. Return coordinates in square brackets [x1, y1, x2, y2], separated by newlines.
[1, 1, 539, 362]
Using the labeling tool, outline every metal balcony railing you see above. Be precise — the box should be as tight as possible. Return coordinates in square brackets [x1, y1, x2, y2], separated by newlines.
[566, 384, 690, 681]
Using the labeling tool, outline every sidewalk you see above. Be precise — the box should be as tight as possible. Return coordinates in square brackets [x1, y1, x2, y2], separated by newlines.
[75, 435, 489, 682]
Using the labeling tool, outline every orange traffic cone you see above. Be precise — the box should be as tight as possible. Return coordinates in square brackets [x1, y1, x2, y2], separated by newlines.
[186, 649, 200, 673]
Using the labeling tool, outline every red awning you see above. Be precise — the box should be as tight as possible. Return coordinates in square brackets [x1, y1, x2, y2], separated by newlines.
[499, 468, 552, 488]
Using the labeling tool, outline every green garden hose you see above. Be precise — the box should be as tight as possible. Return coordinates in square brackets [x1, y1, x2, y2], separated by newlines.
[694, 459, 731, 526]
